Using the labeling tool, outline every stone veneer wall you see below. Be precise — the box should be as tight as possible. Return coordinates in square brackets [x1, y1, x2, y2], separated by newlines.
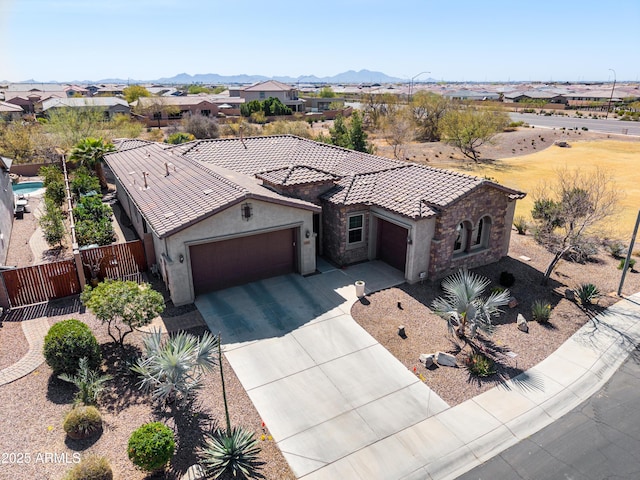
[321, 203, 370, 267]
[266, 180, 335, 205]
[429, 186, 511, 279]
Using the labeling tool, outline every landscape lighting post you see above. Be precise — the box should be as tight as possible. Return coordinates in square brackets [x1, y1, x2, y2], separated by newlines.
[606, 68, 616, 119]
[409, 71, 430, 103]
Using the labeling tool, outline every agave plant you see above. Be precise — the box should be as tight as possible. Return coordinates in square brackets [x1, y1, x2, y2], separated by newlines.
[431, 269, 511, 339]
[131, 329, 218, 404]
[574, 283, 600, 305]
[199, 426, 262, 479]
[58, 357, 112, 405]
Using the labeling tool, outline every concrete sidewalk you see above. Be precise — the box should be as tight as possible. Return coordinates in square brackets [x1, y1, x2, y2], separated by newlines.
[196, 263, 640, 480]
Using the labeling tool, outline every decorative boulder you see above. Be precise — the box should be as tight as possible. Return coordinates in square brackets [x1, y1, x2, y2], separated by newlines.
[509, 297, 518, 308]
[419, 353, 435, 368]
[517, 313, 529, 333]
[435, 351, 457, 367]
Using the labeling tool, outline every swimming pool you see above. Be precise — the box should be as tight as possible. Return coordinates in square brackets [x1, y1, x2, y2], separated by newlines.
[13, 181, 45, 197]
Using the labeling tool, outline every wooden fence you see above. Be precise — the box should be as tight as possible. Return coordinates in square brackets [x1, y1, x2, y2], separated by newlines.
[0, 240, 147, 309]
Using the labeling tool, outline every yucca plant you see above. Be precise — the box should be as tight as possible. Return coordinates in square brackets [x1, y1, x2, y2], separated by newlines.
[431, 269, 511, 339]
[574, 283, 600, 305]
[531, 300, 552, 323]
[58, 357, 112, 405]
[131, 329, 218, 404]
[199, 426, 262, 479]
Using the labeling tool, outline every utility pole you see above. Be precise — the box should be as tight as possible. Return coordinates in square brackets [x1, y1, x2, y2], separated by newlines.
[409, 71, 430, 103]
[605, 68, 616, 119]
[618, 210, 640, 296]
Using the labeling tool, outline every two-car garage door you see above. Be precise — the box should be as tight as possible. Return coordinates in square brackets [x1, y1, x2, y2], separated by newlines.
[190, 228, 297, 295]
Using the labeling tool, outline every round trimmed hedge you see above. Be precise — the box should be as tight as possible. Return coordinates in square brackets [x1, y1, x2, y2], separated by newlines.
[127, 422, 175, 472]
[43, 319, 101, 375]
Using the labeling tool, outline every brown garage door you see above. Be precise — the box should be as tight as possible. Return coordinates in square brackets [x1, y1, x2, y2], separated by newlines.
[190, 228, 296, 295]
[377, 219, 408, 272]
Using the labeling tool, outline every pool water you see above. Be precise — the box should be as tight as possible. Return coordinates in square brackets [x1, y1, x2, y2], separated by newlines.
[13, 181, 45, 196]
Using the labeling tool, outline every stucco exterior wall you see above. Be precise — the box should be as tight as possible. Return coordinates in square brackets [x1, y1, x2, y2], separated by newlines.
[0, 169, 14, 264]
[156, 199, 315, 305]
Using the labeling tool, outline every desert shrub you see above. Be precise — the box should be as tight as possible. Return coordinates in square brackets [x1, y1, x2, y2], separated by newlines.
[182, 113, 219, 139]
[531, 300, 551, 323]
[199, 427, 262, 479]
[63, 406, 103, 440]
[513, 216, 528, 235]
[166, 132, 195, 145]
[464, 352, 496, 377]
[499, 271, 515, 287]
[43, 319, 101, 375]
[574, 283, 600, 305]
[64, 455, 112, 480]
[127, 422, 175, 472]
[603, 239, 626, 258]
[618, 258, 636, 271]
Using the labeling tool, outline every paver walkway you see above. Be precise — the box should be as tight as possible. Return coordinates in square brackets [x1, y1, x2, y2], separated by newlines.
[0, 316, 49, 385]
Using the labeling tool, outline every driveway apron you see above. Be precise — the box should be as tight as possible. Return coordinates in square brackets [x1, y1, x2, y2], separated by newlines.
[195, 260, 450, 478]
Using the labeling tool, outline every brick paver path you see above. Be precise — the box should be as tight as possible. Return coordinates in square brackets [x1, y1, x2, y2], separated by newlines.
[0, 316, 49, 385]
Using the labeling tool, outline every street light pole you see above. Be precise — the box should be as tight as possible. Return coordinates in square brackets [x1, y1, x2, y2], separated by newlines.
[606, 68, 616, 119]
[409, 71, 430, 103]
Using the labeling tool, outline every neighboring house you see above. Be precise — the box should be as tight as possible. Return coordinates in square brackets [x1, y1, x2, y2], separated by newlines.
[37, 97, 131, 119]
[300, 96, 346, 112]
[0, 157, 14, 265]
[503, 91, 567, 105]
[231, 80, 305, 112]
[442, 89, 501, 101]
[105, 136, 525, 306]
[562, 90, 622, 108]
[132, 96, 219, 126]
[0, 101, 24, 120]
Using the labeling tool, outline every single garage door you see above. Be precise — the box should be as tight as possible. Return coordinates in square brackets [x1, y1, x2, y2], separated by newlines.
[190, 228, 296, 295]
[377, 219, 408, 272]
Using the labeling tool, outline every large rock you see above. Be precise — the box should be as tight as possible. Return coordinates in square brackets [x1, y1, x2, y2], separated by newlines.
[419, 353, 435, 368]
[517, 313, 529, 333]
[435, 351, 457, 367]
[182, 464, 206, 480]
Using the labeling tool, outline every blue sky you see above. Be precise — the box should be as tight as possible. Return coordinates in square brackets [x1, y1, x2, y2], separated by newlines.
[1, 0, 639, 83]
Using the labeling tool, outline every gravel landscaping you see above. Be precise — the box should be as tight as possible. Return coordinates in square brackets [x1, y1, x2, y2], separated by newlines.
[1, 129, 638, 479]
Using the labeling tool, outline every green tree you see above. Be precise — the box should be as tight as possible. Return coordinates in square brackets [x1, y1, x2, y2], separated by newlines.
[263, 97, 292, 116]
[440, 108, 509, 162]
[45, 106, 107, 150]
[329, 115, 349, 147]
[531, 167, 619, 284]
[80, 280, 165, 347]
[319, 86, 336, 98]
[410, 91, 454, 142]
[0, 120, 56, 163]
[348, 110, 372, 153]
[123, 85, 151, 103]
[131, 330, 218, 404]
[68, 137, 115, 190]
[431, 269, 511, 339]
[107, 113, 143, 138]
[39, 198, 66, 247]
[73, 195, 115, 246]
[240, 100, 263, 117]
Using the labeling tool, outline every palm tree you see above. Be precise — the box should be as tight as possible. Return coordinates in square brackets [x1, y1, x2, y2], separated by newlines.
[431, 269, 511, 339]
[131, 329, 218, 404]
[68, 137, 115, 190]
[58, 357, 112, 405]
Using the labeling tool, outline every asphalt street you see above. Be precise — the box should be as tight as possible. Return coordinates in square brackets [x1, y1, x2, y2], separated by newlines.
[457, 345, 640, 480]
[509, 112, 640, 137]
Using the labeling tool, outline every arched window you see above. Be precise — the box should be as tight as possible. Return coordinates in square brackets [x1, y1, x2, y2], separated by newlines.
[472, 216, 491, 249]
[454, 222, 468, 253]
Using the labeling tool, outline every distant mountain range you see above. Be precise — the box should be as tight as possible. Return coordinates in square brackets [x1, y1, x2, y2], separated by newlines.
[4, 70, 439, 85]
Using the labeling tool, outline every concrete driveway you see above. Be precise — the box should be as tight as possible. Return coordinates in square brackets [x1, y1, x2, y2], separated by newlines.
[196, 260, 449, 478]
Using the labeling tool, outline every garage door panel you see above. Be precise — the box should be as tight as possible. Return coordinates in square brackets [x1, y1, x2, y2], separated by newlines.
[377, 219, 407, 273]
[191, 228, 296, 295]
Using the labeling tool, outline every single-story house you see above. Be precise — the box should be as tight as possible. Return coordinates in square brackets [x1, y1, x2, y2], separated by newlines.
[37, 97, 131, 119]
[104, 136, 525, 305]
[0, 101, 24, 120]
[132, 96, 219, 126]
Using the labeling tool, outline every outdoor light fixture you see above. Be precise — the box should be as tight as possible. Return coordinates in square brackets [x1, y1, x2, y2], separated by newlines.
[241, 202, 252, 220]
[179, 254, 184, 263]
[305, 230, 311, 239]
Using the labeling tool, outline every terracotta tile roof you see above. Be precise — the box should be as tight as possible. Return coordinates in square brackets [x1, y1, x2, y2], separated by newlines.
[256, 165, 338, 186]
[112, 139, 157, 152]
[104, 143, 319, 238]
[242, 80, 295, 92]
